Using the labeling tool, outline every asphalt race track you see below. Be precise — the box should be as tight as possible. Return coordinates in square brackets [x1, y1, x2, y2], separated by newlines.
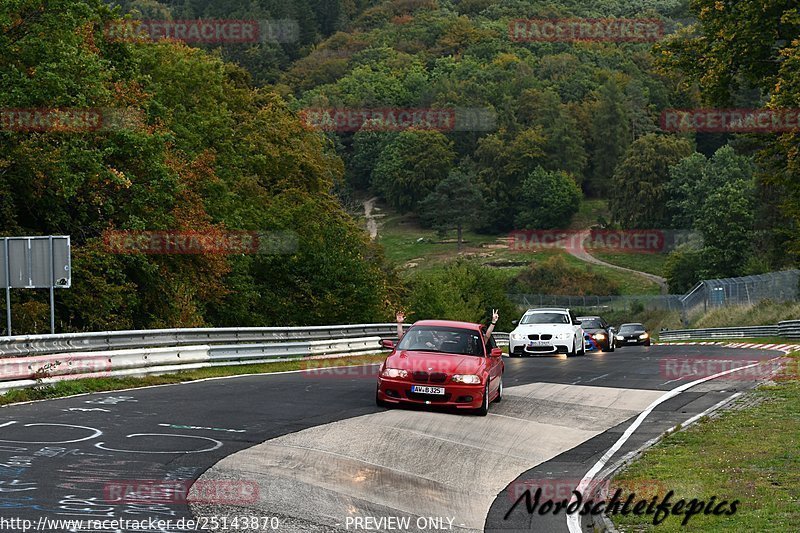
[0, 345, 785, 532]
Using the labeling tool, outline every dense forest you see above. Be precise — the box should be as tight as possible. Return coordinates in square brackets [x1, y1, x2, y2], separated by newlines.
[1, 0, 798, 332]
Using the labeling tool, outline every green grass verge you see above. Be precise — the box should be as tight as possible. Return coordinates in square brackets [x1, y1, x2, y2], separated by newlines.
[590, 251, 668, 278]
[691, 301, 800, 329]
[0, 354, 388, 407]
[611, 352, 800, 532]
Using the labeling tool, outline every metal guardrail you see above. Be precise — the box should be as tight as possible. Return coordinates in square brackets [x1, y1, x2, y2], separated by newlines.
[659, 323, 792, 341]
[493, 332, 509, 347]
[0, 337, 386, 394]
[778, 320, 800, 339]
[0, 324, 400, 357]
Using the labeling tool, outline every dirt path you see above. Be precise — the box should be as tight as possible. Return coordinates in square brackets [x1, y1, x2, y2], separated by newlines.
[364, 196, 379, 240]
[568, 230, 670, 294]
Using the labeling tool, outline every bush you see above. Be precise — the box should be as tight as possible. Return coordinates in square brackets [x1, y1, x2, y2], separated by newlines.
[407, 260, 517, 331]
[508, 255, 621, 296]
[664, 248, 706, 293]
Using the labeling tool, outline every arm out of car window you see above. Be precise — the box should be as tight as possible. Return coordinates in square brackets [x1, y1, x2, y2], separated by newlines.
[396, 311, 405, 341]
[484, 309, 499, 340]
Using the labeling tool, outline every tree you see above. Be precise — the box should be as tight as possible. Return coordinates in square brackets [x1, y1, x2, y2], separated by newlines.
[518, 88, 587, 184]
[349, 122, 390, 189]
[514, 167, 582, 230]
[586, 77, 632, 197]
[372, 130, 455, 212]
[667, 146, 756, 229]
[0, 0, 399, 332]
[473, 128, 546, 232]
[664, 247, 705, 294]
[610, 134, 694, 229]
[418, 167, 483, 250]
[656, 0, 800, 264]
[695, 179, 756, 279]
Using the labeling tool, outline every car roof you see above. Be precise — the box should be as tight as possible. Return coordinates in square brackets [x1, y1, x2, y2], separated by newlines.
[413, 319, 482, 331]
[577, 316, 601, 320]
[620, 323, 645, 327]
[524, 308, 570, 313]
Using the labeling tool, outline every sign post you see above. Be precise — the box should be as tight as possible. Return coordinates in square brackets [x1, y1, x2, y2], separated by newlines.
[3, 238, 9, 335]
[0, 236, 71, 335]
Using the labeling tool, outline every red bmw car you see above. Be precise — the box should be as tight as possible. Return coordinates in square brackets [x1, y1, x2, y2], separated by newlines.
[375, 320, 504, 416]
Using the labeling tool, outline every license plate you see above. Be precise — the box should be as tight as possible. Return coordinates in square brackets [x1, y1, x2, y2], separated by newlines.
[411, 385, 445, 395]
[528, 341, 550, 347]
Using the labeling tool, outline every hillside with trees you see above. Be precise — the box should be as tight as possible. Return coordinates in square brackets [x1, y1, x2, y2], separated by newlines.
[0, 0, 400, 332]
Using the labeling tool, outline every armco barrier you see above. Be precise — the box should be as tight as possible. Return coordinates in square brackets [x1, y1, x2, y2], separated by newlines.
[0, 324, 399, 357]
[779, 320, 800, 339]
[659, 325, 780, 341]
[0, 337, 385, 394]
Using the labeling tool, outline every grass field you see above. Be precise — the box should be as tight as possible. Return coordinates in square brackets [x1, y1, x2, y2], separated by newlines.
[610, 353, 800, 532]
[376, 206, 661, 295]
[591, 251, 669, 278]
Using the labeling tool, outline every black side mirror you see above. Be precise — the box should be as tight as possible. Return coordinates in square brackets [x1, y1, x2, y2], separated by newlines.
[573, 319, 581, 325]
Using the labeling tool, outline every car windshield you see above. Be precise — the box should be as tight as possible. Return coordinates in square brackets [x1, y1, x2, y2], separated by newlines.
[397, 326, 484, 356]
[521, 312, 570, 325]
[619, 325, 646, 333]
[579, 318, 603, 328]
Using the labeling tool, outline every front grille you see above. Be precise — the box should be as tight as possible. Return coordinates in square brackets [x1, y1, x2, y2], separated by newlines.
[429, 372, 447, 383]
[412, 371, 428, 382]
[528, 334, 539, 340]
[541, 334, 553, 340]
[528, 334, 553, 340]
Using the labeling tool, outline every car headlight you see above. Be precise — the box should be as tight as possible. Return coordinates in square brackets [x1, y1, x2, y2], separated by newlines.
[616, 335, 624, 341]
[554, 332, 571, 340]
[593, 333, 606, 340]
[639, 333, 649, 339]
[510, 332, 526, 341]
[452, 374, 481, 384]
[381, 368, 408, 379]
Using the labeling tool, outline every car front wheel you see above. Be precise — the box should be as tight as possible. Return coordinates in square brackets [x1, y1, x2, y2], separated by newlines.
[475, 383, 490, 416]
